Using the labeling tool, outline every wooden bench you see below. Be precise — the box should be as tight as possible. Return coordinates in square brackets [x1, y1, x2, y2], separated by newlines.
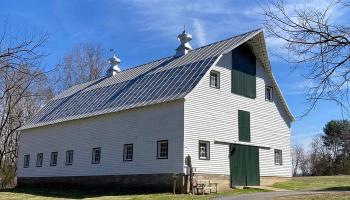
[194, 180, 218, 194]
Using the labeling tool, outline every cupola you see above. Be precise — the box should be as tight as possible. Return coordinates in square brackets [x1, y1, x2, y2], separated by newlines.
[175, 27, 193, 57]
[106, 50, 121, 76]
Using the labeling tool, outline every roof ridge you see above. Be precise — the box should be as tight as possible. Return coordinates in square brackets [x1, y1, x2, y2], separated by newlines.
[120, 56, 172, 73]
[115, 28, 263, 75]
[191, 28, 262, 51]
[56, 28, 263, 97]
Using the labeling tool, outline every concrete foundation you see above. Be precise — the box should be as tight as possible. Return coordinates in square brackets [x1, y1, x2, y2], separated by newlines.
[17, 174, 291, 193]
[191, 174, 291, 192]
[17, 173, 185, 193]
[192, 173, 231, 192]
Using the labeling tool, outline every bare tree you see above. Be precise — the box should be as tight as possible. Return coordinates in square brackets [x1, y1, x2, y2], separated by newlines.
[56, 43, 108, 91]
[0, 25, 51, 189]
[261, 0, 350, 116]
[308, 134, 333, 175]
[292, 144, 305, 176]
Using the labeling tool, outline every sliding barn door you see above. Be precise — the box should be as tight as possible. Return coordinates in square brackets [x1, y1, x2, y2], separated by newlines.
[230, 144, 260, 186]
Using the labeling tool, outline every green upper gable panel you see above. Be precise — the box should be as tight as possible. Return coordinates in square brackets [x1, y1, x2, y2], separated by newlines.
[231, 43, 256, 98]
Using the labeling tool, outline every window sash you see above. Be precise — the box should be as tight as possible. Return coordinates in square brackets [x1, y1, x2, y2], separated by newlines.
[274, 149, 283, 165]
[123, 144, 133, 161]
[210, 71, 220, 89]
[157, 140, 168, 159]
[92, 147, 101, 164]
[24, 155, 30, 168]
[265, 86, 273, 101]
[199, 141, 210, 160]
[50, 152, 58, 166]
[36, 153, 43, 167]
[66, 150, 74, 165]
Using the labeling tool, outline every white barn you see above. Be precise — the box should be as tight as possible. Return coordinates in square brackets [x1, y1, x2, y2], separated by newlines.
[17, 29, 294, 192]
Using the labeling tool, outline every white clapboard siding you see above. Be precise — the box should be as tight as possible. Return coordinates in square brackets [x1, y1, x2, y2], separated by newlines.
[18, 100, 184, 177]
[184, 51, 292, 177]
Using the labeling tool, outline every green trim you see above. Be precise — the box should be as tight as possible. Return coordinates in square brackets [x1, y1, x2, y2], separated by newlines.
[231, 43, 256, 98]
[238, 110, 250, 142]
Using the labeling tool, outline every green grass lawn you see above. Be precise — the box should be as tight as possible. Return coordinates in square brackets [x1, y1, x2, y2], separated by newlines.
[275, 193, 350, 200]
[273, 175, 350, 191]
[2, 176, 349, 199]
[0, 188, 267, 200]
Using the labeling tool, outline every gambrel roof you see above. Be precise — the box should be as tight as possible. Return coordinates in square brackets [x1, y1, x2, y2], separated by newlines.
[20, 29, 294, 130]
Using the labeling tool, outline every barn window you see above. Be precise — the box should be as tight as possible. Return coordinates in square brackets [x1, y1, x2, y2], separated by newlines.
[36, 153, 43, 167]
[265, 86, 273, 101]
[24, 155, 30, 168]
[210, 70, 220, 89]
[199, 141, 210, 160]
[50, 152, 58, 166]
[274, 149, 283, 165]
[65, 150, 74, 165]
[123, 144, 133, 161]
[157, 140, 168, 159]
[92, 147, 101, 164]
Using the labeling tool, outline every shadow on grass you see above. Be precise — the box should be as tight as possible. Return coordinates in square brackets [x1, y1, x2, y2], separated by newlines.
[1, 187, 169, 199]
[317, 186, 350, 191]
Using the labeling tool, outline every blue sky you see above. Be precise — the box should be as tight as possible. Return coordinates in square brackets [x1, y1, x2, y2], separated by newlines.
[1, 0, 346, 148]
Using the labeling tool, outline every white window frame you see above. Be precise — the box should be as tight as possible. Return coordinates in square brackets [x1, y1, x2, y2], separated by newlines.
[209, 70, 220, 89]
[265, 86, 273, 101]
[123, 144, 133, 161]
[65, 150, 74, 166]
[92, 147, 101, 164]
[274, 149, 283, 165]
[36, 153, 43, 167]
[24, 155, 30, 168]
[50, 152, 58, 166]
[157, 140, 168, 159]
[199, 140, 210, 160]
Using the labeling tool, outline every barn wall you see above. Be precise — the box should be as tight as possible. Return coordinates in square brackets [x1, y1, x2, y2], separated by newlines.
[184, 50, 292, 177]
[18, 100, 184, 178]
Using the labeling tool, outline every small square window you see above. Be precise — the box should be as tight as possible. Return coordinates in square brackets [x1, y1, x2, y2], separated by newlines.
[274, 149, 283, 165]
[36, 153, 43, 167]
[123, 144, 133, 161]
[157, 140, 168, 159]
[24, 155, 30, 168]
[265, 86, 273, 101]
[199, 141, 210, 160]
[210, 71, 220, 89]
[66, 150, 74, 165]
[50, 152, 58, 166]
[92, 147, 101, 164]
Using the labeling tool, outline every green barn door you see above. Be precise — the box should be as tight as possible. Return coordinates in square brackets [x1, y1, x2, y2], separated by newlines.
[247, 146, 260, 186]
[230, 144, 260, 187]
